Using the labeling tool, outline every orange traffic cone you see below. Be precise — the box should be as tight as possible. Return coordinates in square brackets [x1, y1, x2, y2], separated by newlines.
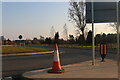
[48, 44, 64, 73]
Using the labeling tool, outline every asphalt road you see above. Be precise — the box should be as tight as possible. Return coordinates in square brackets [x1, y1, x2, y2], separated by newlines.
[2, 47, 117, 78]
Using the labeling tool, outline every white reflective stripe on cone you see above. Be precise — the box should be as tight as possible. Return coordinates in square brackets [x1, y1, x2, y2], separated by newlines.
[53, 50, 60, 61]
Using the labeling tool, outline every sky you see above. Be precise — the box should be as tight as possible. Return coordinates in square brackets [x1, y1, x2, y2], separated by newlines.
[2, 2, 116, 40]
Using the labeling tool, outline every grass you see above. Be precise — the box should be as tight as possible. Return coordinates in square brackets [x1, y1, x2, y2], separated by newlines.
[30, 44, 95, 48]
[2, 46, 52, 54]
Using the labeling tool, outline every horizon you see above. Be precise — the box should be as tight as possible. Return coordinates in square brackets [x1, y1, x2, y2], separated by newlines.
[1, 30, 117, 41]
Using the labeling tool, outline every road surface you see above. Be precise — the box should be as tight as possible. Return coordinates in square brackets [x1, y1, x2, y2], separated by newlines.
[2, 47, 117, 78]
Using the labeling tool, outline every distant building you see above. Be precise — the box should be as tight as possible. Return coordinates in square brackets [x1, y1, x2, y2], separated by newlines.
[15, 40, 26, 46]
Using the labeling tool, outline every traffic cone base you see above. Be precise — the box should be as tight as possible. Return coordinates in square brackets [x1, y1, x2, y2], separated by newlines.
[48, 68, 64, 73]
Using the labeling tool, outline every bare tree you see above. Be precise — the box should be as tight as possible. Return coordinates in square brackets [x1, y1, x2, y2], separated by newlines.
[109, 22, 117, 32]
[40, 35, 44, 40]
[63, 23, 68, 40]
[84, 27, 88, 40]
[50, 26, 55, 39]
[69, 0, 86, 37]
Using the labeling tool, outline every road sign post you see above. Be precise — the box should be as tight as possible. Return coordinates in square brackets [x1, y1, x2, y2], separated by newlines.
[116, 1, 120, 80]
[91, 0, 95, 65]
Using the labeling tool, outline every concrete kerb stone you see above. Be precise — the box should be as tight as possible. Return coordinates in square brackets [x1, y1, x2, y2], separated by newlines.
[2, 51, 54, 57]
[23, 59, 118, 79]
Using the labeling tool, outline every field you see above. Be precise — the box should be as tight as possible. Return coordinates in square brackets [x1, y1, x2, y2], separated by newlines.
[1, 46, 52, 54]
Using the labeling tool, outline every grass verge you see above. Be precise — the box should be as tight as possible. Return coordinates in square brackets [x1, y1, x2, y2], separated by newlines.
[2, 46, 52, 54]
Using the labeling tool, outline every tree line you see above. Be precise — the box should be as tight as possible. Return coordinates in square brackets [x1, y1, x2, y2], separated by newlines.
[0, 31, 117, 46]
[31, 31, 117, 45]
